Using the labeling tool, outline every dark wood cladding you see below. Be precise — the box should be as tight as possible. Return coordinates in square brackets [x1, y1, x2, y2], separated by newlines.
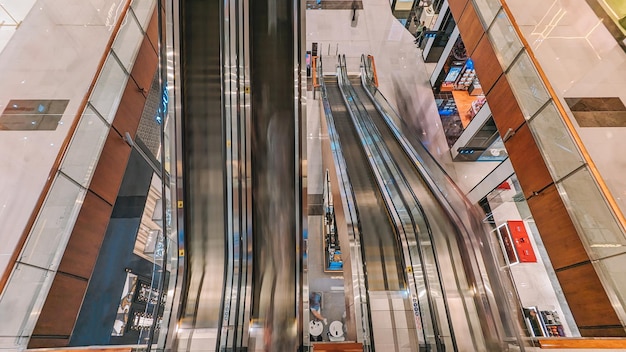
[487, 75, 526, 134]
[539, 337, 626, 348]
[504, 124, 553, 198]
[146, 10, 159, 52]
[89, 129, 132, 205]
[57, 191, 113, 279]
[130, 36, 158, 94]
[556, 263, 626, 336]
[28, 338, 70, 349]
[456, 4, 484, 55]
[312, 342, 363, 352]
[470, 36, 502, 95]
[577, 327, 626, 338]
[111, 77, 147, 138]
[30, 273, 87, 338]
[526, 185, 588, 269]
[448, 0, 469, 20]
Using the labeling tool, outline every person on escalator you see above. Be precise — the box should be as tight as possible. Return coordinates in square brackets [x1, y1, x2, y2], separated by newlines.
[310, 292, 327, 325]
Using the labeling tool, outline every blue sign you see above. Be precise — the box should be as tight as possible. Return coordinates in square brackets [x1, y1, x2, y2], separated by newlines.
[155, 83, 169, 125]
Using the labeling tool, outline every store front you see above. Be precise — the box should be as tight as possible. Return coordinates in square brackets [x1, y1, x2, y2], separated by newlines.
[480, 176, 579, 339]
[434, 38, 487, 141]
[70, 70, 176, 346]
[430, 35, 507, 162]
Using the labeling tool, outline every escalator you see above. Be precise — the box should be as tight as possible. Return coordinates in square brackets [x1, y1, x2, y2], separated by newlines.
[316, 55, 524, 351]
[324, 76, 405, 292]
[174, 0, 229, 350]
[351, 76, 477, 350]
[169, 1, 303, 351]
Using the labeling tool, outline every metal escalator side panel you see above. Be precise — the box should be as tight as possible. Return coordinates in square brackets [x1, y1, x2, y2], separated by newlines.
[220, 0, 254, 350]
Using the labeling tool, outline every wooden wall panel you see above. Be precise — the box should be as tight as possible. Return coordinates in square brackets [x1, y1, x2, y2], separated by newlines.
[526, 185, 588, 269]
[146, 10, 158, 52]
[456, 4, 484, 55]
[89, 129, 132, 205]
[578, 327, 626, 338]
[312, 342, 363, 352]
[504, 124, 553, 198]
[57, 191, 113, 279]
[556, 263, 625, 336]
[448, 0, 469, 20]
[28, 338, 70, 349]
[111, 77, 147, 138]
[539, 338, 626, 348]
[487, 75, 526, 134]
[470, 35, 502, 95]
[130, 37, 158, 93]
[31, 274, 87, 337]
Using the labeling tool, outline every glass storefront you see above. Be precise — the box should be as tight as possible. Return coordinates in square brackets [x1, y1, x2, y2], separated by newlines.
[480, 175, 579, 339]
[430, 35, 506, 162]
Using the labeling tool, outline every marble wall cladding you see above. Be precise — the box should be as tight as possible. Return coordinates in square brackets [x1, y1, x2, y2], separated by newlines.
[566, 97, 626, 127]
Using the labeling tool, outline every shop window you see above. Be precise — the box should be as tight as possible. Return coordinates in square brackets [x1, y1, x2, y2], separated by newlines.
[483, 176, 578, 338]
[434, 46, 489, 147]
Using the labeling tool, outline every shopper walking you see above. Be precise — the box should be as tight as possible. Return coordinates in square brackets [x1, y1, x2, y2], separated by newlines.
[414, 21, 426, 47]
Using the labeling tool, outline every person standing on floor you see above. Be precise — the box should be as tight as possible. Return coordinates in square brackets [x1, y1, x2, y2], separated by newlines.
[415, 20, 426, 47]
[310, 292, 328, 325]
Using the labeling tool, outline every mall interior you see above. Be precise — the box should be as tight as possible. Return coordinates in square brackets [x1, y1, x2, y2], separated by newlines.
[0, 0, 626, 351]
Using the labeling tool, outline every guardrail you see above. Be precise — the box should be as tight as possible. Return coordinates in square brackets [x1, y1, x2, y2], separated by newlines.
[537, 338, 626, 349]
[366, 55, 378, 87]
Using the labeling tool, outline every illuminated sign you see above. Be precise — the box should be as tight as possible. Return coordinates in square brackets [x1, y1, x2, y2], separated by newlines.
[155, 83, 169, 125]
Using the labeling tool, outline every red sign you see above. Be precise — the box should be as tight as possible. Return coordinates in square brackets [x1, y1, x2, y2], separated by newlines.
[507, 220, 537, 263]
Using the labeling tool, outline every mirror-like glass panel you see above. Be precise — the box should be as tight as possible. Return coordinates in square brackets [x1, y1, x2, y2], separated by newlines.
[506, 52, 550, 119]
[131, 0, 157, 30]
[0, 264, 52, 339]
[112, 12, 144, 72]
[597, 253, 626, 324]
[89, 55, 129, 123]
[472, 0, 501, 29]
[60, 106, 109, 187]
[487, 9, 523, 70]
[528, 103, 584, 180]
[558, 168, 626, 259]
[19, 173, 86, 270]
